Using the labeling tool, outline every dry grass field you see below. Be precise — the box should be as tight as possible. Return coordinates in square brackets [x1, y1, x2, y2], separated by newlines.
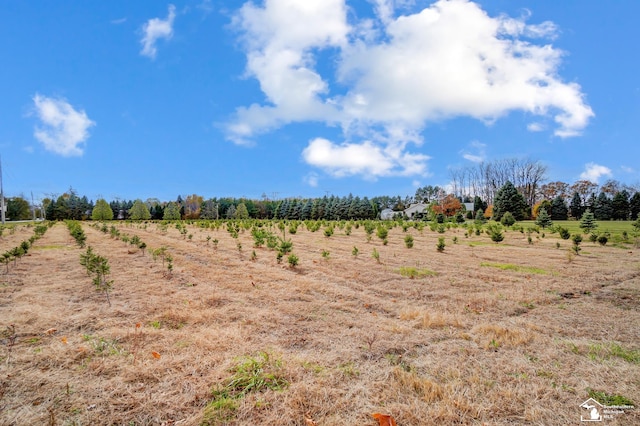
[1, 220, 639, 425]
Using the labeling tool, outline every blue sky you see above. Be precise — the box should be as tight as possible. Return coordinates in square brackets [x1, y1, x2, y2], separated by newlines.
[1, 0, 638, 203]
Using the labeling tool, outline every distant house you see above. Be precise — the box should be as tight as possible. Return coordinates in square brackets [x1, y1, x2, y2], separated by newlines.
[380, 208, 396, 220]
[463, 202, 475, 213]
[404, 203, 428, 219]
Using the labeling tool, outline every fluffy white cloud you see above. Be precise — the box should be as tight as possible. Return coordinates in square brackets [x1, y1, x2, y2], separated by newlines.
[580, 163, 612, 183]
[229, 0, 594, 177]
[32, 94, 95, 157]
[140, 5, 176, 59]
[302, 137, 429, 178]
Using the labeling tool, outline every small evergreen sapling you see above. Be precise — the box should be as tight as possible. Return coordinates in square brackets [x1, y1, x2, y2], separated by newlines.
[579, 209, 598, 234]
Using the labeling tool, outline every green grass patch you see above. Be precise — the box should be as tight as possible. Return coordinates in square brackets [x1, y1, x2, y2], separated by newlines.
[521, 220, 637, 236]
[397, 266, 438, 279]
[587, 388, 635, 406]
[588, 342, 640, 364]
[480, 262, 548, 275]
[203, 351, 288, 425]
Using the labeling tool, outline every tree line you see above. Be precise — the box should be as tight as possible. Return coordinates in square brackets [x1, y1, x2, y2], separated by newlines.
[4, 164, 640, 222]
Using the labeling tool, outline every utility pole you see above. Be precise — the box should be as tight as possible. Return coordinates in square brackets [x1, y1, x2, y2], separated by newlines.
[0, 156, 5, 224]
[31, 191, 36, 221]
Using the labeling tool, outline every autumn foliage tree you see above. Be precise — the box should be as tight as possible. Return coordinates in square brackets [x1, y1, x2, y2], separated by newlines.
[432, 194, 462, 217]
[183, 194, 203, 219]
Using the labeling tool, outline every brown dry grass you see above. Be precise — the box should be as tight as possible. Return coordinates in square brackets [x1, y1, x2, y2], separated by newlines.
[1, 221, 639, 425]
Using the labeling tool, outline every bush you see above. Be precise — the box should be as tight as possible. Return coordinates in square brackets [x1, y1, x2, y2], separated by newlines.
[500, 212, 516, 227]
[589, 233, 598, 243]
[597, 235, 608, 246]
[435, 213, 445, 224]
[404, 234, 414, 248]
[287, 253, 299, 268]
[436, 237, 445, 252]
[558, 227, 571, 240]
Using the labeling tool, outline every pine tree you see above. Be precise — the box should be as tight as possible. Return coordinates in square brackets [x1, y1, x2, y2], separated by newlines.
[91, 199, 114, 221]
[579, 209, 598, 234]
[593, 192, 613, 220]
[611, 190, 630, 220]
[630, 192, 640, 220]
[550, 196, 569, 220]
[493, 181, 528, 221]
[569, 192, 583, 218]
[535, 208, 553, 229]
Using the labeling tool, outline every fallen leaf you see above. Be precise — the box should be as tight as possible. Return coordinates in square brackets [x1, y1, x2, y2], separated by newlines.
[61, 337, 68, 344]
[304, 413, 318, 426]
[151, 351, 161, 359]
[135, 323, 141, 329]
[372, 413, 397, 426]
[46, 328, 57, 335]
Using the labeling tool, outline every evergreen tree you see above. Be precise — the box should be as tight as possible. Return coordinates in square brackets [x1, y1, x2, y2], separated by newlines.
[493, 181, 528, 221]
[579, 209, 598, 234]
[535, 208, 553, 229]
[630, 192, 640, 220]
[473, 196, 487, 214]
[611, 190, 630, 220]
[91, 199, 114, 221]
[593, 192, 613, 220]
[129, 199, 151, 220]
[550, 196, 568, 220]
[234, 203, 250, 219]
[163, 202, 181, 220]
[151, 204, 165, 220]
[569, 192, 583, 218]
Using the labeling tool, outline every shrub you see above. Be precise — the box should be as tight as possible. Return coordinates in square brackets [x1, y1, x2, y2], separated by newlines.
[589, 233, 598, 243]
[287, 253, 299, 268]
[558, 227, 571, 240]
[352, 246, 359, 257]
[372, 248, 380, 263]
[500, 212, 516, 227]
[597, 235, 608, 246]
[376, 226, 388, 241]
[321, 249, 330, 260]
[436, 237, 445, 252]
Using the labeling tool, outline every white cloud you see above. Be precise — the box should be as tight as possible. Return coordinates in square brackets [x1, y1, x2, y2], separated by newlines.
[229, 0, 594, 178]
[461, 140, 486, 163]
[527, 122, 545, 132]
[580, 163, 612, 183]
[140, 4, 176, 59]
[302, 137, 429, 178]
[304, 172, 319, 187]
[32, 94, 95, 157]
[621, 165, 635, 174]
[111, 17, 127, 25]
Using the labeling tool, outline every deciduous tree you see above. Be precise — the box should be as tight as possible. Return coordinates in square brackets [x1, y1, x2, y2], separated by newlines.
[91, 199, 114, 221]
[163, 202, 181, 220]
[129, 199, 151, 220]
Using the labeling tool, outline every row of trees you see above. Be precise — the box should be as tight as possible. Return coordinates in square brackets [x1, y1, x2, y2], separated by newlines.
[6, 171, 640, 223]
